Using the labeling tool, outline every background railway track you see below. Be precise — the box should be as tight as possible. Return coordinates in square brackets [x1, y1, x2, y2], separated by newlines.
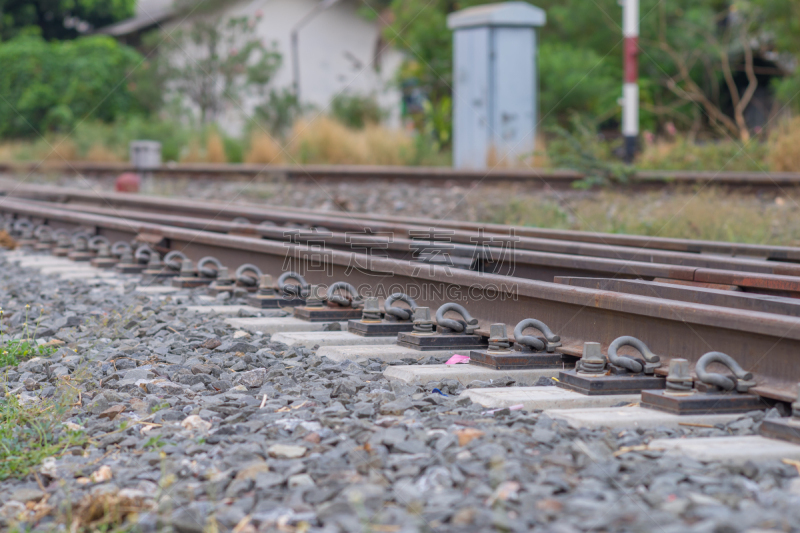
[3, 161, 800, 190]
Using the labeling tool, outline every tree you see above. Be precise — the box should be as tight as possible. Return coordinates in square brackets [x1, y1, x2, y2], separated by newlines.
[0, 0, 135, 41]
[642, 1, 779, 141]
[383, 0, 800, 142]
[0, 34, 144, 137]
[153, 13, 282, 124]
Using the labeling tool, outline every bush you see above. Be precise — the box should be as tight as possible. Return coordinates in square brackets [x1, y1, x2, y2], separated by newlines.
[0, 35, 146, 138]
[1, 117, 192, 163]
[330, 93, 386, 129]
[254, 89, 306, 137]
[539, 43, 619, 125]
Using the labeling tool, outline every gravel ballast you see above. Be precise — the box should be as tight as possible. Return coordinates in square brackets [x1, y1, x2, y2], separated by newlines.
[1, 249, 800, 532]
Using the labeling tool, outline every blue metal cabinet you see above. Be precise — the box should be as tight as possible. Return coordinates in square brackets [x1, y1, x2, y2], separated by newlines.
[448, 2, 545, 169]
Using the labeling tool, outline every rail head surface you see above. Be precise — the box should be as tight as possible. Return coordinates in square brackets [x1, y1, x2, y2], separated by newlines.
[4, 161, 800, 185]
[4, 182, 800, 263]
[2, 197, 799, 402]
[16, 197, 800, 297]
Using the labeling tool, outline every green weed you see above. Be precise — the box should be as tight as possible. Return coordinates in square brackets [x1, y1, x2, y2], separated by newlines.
[0, 387, 87, 480]
[0, 305, 55, 368]
[0, 340, 56, 368]
[143, 435, 166, 450]
[149, 402, 170, 414]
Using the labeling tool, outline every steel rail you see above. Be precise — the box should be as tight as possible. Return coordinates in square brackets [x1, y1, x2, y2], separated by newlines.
[14, 198, 800, 298]
[3, 183, 799, 261]
[1, 198, 800, 403]
[11, 191, 800, 285]
[3, 161, 800, 187]
[3, 184, 800, 278]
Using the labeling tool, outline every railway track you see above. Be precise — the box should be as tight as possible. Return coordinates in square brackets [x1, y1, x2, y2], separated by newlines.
[3, 160, 800, 189]
[3, 185, 800, 530]
[2, 185, 800, 403]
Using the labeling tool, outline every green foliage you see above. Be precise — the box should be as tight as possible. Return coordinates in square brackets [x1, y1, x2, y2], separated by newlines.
[0, 340, 55, 368]
[222, 133, 244, 164]
[0, 304, 54, 367]
[386, 0, 453, 104]
[539, 43, 619, 125]
[0, 35, 145, 138]
[253, 88, 305, 137]
[330, 93, 386, 129]
[0, 0, 135, 41]
[547, 117, 634, 188]
[418, 96, 451, 152]
[154, 14, 282, 123]
[143, 435, 166, 450]
[636, 137, 769, 172]
[9, 117, 194, 162]
[355, 0, 392, 21]
[0, 388, 86, 480]
[386, 0, 800, 143]
[149, 402, 170, 414]
[75, 117, 193, 163]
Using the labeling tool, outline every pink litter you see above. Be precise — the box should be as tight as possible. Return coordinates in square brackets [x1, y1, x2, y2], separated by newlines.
[445, 354, 470, 365]
[483, 404, 524, 415]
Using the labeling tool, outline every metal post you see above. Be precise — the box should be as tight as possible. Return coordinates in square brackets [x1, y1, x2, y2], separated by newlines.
[622, 0, 639, 163]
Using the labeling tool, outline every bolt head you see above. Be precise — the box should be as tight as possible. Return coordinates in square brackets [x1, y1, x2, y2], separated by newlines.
[667, 358, 691, 381]
[363, 297, 380, 311]
[581, 342, 604, 363]
[413, 307, 431, 322]
[260, 274, 273, 287]
[180, 259, 193, 274]
[489, 323, 508, 340]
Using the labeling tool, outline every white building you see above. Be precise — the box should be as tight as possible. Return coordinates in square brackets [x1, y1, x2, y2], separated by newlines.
[101, 0, 404, 133]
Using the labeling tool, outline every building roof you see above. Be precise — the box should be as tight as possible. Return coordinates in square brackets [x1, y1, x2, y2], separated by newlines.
[447, 2, 546, 30]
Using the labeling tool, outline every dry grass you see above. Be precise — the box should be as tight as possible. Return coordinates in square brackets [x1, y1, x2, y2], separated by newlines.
[287, 116, 416, 165]
[492, 187, 800, 245]
[635, 136, 767, 171]
[245, 131, 284, 164]
[179, 140, 205, 163]
[41, 138, 79, 162]
[85, 143, 123, 162]
[767, 117, 800, 172]
[0, 141, 26, 162]
[205, 131, 227, 163]
[0, 230, 17, 249]
[485, 134, 547, 168]
[68, 487, 154, 531]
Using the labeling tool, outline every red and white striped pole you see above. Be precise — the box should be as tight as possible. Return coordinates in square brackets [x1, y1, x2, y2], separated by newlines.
[622, 0, 639, 163]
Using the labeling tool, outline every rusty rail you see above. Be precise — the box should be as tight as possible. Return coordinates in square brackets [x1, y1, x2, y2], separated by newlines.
[3, 183, 798, 263]
[8, 198, 799, 297]
[1, 198, 800, 403]
[2, 161, 800, 188]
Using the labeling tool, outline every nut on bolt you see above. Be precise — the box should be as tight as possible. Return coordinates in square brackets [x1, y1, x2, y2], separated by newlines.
[360, 297, 382, 322]
[179, 259, 196, 278]
[577, 342, 606, 374]
[305, 285, 324, 307]
[257, 275, 276, 296]
[665, 358, 693, 392]
[412, 307, 435, 334]
[487, 323, 511, 352]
